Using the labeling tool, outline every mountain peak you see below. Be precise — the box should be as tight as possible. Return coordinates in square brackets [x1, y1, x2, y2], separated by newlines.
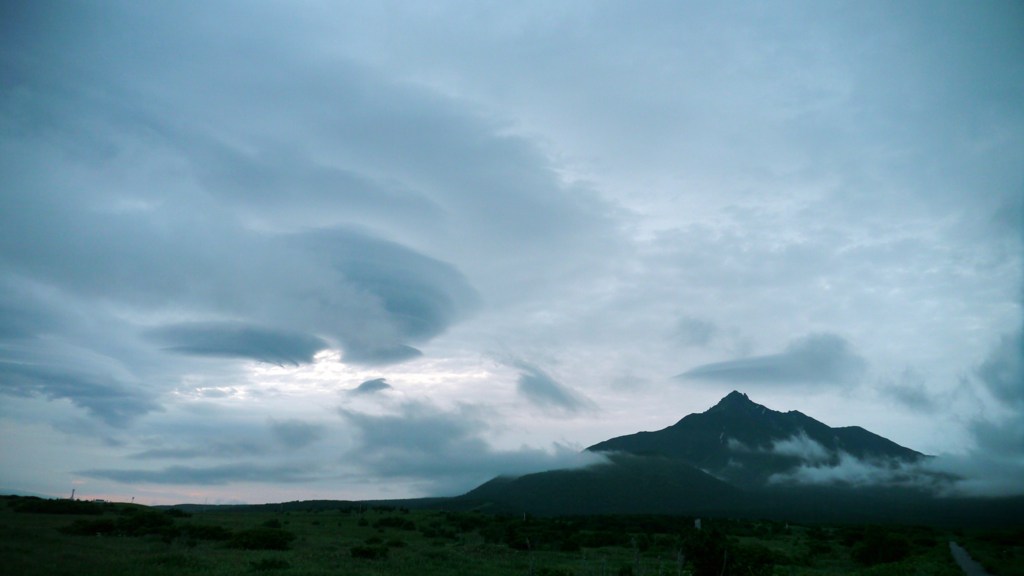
[708, 390, 758, 412]
[722, 390, 751, 403]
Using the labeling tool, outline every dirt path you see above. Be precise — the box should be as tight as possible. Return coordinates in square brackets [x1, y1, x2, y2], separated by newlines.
[949, 541, 994, 576]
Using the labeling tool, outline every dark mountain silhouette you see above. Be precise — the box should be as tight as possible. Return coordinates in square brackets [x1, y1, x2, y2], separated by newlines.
[463, 452, 743, 516]
[456, 391, 1024, 524]
[587, 391, 923, 488]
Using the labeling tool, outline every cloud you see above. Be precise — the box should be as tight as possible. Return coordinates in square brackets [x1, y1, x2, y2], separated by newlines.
[82, 463, 319, 485]
[149, 322, 329, 366]
[679, 333, 867, 386]
[771, 431, 831, 463]
[269, 419, 326, 449]
[976, 331, 1023, 407]
[673, 316, 717, 347]
[0, 0, 1019, 504]
[130, 442, 265, 460]
[0, 340, 159, 426]
[932, 328, 1024, 497]
[768, 451, 937, 489]
[513, 361, 594, 413]
[289, 228, 479, 364]
[880, 368, 937, 412]
[922, 453, 1024, 498]
[726, 431, 835, 464]
[350, 378, 393, 395]
[0, 219, 479, 420]
[339, 402, 605, 494]
[762, 432, 1024, 497]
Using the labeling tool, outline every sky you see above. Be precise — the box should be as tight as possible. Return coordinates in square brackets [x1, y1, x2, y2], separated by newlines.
[1, 0, 1021, 505]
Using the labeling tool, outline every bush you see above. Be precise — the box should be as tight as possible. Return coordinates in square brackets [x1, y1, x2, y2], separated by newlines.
[351, 545, 389, 560]
[117, 510, 176, 537]
[60, 518, 118, 536]
[852, 529, 910, 566]
[374, 516, 416, 531]
[537, 568, 575, 576]
[62, 510, 177, 538]
[228, 527, 297, 550]
[250, 558, 290, 571]
[13, 497, 104, 515]
[181, 523, 232, 541]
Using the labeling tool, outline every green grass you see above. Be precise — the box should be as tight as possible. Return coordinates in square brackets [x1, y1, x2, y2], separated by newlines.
[0, 495, 1013, 575]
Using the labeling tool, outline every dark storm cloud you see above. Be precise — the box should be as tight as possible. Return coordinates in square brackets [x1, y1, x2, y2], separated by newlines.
[149, 322, 329, 366]
[339, 402, 603, 494]
[514, 361, 594, 413]
[679, 333, 866, 385]
[82, 463, 318, 485]
[351, 378, 392, 395]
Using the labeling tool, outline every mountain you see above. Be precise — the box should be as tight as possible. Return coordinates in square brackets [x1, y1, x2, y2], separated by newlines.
[587, 391, 924, 488]
[457, 391, 1024, 524]
[463, 452, 743, 516]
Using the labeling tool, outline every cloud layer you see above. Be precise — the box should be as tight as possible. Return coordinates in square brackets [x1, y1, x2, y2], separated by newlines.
[0, 1, 1019, 503]
[679, 334, 867, 386]
[514, 361, 594, 413]
[339, 402, 604, 495]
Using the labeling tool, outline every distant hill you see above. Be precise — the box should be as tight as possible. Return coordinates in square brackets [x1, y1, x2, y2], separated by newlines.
[456, 391, 1024, 525]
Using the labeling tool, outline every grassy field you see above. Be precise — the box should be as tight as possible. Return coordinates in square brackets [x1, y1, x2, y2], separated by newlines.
[1, 495, 1018, 575]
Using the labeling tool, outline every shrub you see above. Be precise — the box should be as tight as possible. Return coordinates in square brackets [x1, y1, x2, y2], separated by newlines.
[537, 568, 575, 576]
[181, 523, 232, 541]
[350, 545, 389, 560]
[228, 527, 297, 550]
[13, 498, 104, 515]
[118, 510, 176, 537]
[729, 543, 776, 576]
[61, 510, 180, 539]
[60, 518, 118, 536]
[374, 516, 416, 531]
[250, 558, 291, 571]
[852, 530, 910, 566]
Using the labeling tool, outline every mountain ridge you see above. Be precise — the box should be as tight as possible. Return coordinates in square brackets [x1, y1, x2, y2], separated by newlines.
[586, 390, 922, 488]
[451, 391, 1017, 523]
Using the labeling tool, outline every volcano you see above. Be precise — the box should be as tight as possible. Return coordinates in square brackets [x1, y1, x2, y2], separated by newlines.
[587, 391, 923, 489]
[458, 392, 1022, 524]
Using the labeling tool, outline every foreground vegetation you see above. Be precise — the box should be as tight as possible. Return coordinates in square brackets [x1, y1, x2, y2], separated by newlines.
[1, 495, 1020, 575]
